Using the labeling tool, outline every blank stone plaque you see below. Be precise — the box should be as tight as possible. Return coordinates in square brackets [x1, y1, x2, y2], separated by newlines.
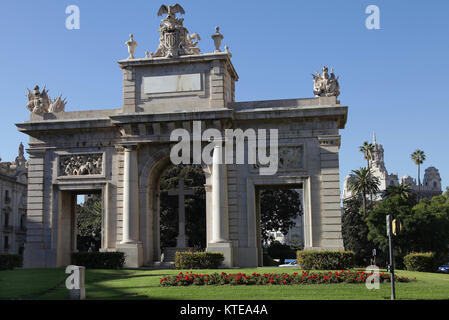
[144, 73, 201, 94]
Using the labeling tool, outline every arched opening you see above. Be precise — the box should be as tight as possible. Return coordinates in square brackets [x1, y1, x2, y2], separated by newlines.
[159, 164, 206, 262]
[141, 150, 207, 266]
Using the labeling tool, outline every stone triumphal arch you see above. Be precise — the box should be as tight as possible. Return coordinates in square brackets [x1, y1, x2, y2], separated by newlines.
[17, 5, 348, 268]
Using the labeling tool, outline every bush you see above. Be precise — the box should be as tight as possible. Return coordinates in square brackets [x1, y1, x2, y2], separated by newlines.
[0, 254, 23, 270]
[403, 252, 436, 272]
[266, 241, 296, 264]
[297, 250, 355, 270]
[71, 252, 125, 269]
[175, 252, 224, 269]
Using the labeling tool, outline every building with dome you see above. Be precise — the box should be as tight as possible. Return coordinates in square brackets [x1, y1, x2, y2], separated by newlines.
[342, 134, 442, 201]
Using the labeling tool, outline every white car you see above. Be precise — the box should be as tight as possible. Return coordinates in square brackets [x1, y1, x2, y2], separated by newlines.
[279, 260, 299, 268]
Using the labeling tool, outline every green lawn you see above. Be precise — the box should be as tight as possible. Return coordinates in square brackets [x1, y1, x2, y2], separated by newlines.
[0, 267, 448, 300]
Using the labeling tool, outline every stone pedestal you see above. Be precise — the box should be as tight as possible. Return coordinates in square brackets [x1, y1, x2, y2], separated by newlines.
[117, 242, 143, 268]
[207, 242, 233, 268]
[163, 247, 192, 262]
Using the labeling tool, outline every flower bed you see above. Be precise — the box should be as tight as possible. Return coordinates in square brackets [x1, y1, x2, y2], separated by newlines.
[160, 270, 413, 287]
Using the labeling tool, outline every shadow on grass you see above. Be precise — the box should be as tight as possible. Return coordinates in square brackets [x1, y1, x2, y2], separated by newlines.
[0, 268, 179, 300]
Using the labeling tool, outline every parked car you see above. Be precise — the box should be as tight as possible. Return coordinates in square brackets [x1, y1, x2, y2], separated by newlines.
[279, 259, 299, 268]
[438, 264, 449, 273]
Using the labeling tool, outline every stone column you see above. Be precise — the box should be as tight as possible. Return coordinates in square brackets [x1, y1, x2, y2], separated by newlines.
[207, 145, 233, 267]
[117, 144, 142, 267]
[121, 145, 139, 244]
[211, 145, 226, 243]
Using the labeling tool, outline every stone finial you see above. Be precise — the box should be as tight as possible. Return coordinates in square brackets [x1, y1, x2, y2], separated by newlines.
[151, 4, 200, 58]
[125, 34, 138, 59]
[312, 66, 340, 98]
[224, 45, 232, 58]
[145, 51, 150, 59]
[211, 26, 224, 52]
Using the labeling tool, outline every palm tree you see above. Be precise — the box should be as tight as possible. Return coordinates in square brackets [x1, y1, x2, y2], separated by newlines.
[359, 141, 375, 170]
[359, 141, 375, 207]
[348, 167, 381, 218]
[384, 184, 415, 202]
[411, 149, 426, 201]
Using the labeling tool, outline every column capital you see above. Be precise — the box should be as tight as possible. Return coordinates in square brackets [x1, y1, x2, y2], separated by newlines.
[117, 143, 139, 152]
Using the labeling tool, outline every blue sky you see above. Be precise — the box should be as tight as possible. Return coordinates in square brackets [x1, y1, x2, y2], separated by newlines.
[1, 0, 448, 190]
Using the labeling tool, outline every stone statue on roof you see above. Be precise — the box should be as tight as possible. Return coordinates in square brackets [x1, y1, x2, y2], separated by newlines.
[312, 66, 340, 98]
[26, 85, 66, 114]
[151, 4, 201, 58]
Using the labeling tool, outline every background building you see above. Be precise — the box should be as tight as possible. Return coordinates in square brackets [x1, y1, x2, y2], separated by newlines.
[342, 134, 442, 201]
[0, 143, 27, 254]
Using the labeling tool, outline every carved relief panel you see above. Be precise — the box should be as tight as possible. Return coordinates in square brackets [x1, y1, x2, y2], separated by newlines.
[59, 153, 103, 176]
[252, 145, 304, 173]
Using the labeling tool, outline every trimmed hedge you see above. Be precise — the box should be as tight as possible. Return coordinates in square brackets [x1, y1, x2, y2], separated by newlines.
[297, 250, 355, 270]
[0, 254, 23, 270]
[175, 252, 224, 269]
[404, 252, 436, 272]
[71, 252, 125, 269]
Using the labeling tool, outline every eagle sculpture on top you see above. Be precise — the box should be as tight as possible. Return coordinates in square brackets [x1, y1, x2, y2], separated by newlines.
[151, 4, 200, 58]
[157, 4, 185, 18]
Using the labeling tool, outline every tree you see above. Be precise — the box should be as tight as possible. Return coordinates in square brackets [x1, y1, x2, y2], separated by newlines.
[366, 194, 415, 268]
[359, 141, 375, 206]
[384, 184, 416, 204]
[76, 194, 102, 252]
[367, 193, 449, 268]
[411, 149, 426, 201]
[348, 167, 380, 218]
[406, 194, 449, 263]
[359, 141, 375, 170]
[259, 189, 303, 243]
[341, 195, 375, 266]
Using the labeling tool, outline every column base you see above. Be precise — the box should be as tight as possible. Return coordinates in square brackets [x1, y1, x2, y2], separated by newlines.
[117, 242, 143, 268]
[207, 242, 233, 268]
[24, 245, 57, 268]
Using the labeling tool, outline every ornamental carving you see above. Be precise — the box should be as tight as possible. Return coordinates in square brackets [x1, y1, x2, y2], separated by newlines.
[253, 146, 303, 171]
[26, 85, 67, 114]
[312, 66, 340, 98]
[59, 154, 102, 176]
[151, 4, 201, 58]
[278, 146, 303, 169]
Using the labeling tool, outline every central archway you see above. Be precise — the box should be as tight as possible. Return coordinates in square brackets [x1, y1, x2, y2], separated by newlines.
[138, 145, 210, 266]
